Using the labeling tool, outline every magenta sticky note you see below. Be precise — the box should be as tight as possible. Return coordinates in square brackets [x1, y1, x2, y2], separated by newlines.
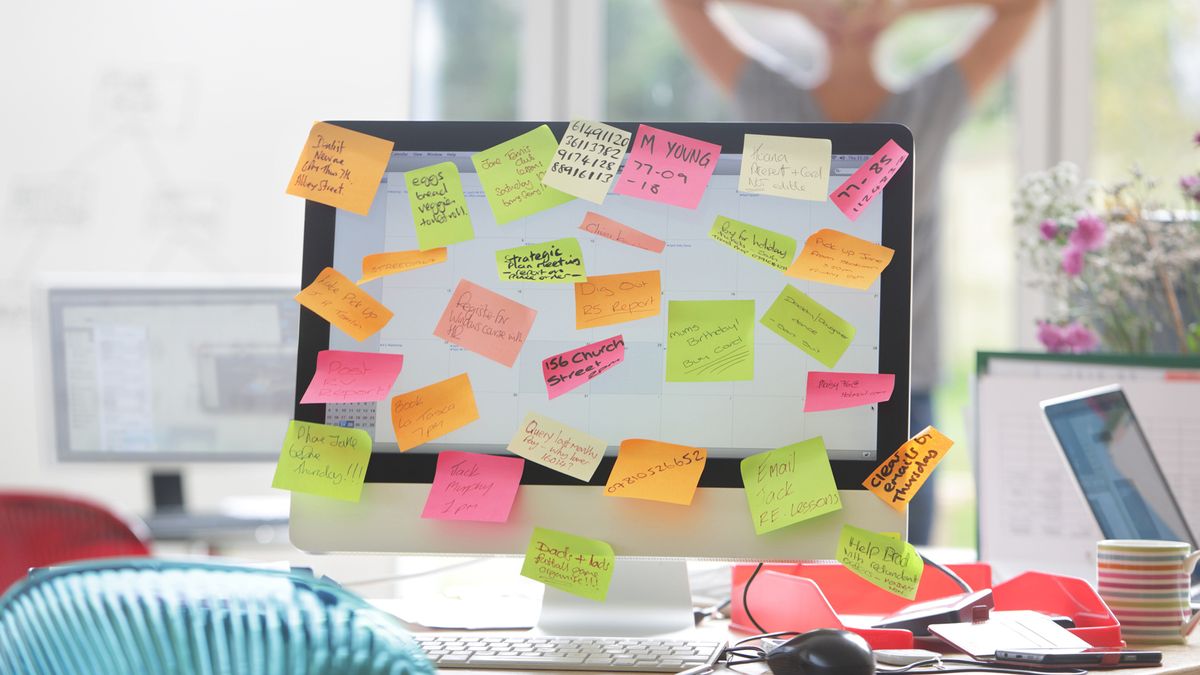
[613, 125, 720, 209]
[804, 372, 896, 412]
[299, 350, 405, 404]
[421, 451, 524, 523]
[829, 139, 909, 221]
[542, 335, 625, 399]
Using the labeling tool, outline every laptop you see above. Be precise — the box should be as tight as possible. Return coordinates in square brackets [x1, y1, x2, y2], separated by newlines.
[1040, 383, 1200, 603]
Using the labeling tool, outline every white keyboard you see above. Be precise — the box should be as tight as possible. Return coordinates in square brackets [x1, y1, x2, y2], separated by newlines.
[414, 635, 725, 671]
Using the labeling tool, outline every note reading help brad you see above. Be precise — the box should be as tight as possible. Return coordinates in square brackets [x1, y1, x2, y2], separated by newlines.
[496, 238, 587, 283]
[434, 279, 537, 367]
[760, 285, 855, 369]
[666, 300, 755, 382]
[405, 162, 474, 250]
[741, 437, 842, 535]
[605, 439, 706, 506]
[286, 122, 394, 216]
[295, 267, 393, 341]
[574, 270, 661, 329]
[542, 335, 625, 400]
[521, 527, 615, 601]
[507, 411, 608, 482]
[613, 125, 719, 209]
[708, 216, 797, 272]
[739, 134, 831, 201]
[359, 248, 447, 283]
[830, 139, 909, 221]
[804, 372, 895, 413]
[864, 426, 954, 511]
[473, 125, 573, 224]
[299, 350, 405, 404]
[421, 451, 524, 523]
[579, 212, 665, 253]
[542, 120, 631, 204]
[390, 373, 480, 452]
[272, 420, 371, 502]
[786, 229, 894, 290]
[837, 524, 924, 599]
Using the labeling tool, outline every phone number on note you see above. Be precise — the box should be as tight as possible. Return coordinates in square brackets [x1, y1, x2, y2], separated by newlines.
[606, 450, 704, 493]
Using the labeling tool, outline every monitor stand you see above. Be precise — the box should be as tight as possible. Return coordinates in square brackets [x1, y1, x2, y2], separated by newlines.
[535, 559, 694, 637]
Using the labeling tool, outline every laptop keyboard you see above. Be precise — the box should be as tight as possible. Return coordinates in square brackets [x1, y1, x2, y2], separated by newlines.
[414, 634, 725, 671]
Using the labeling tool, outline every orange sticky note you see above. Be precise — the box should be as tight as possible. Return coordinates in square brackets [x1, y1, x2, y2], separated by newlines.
[295, 267, 393, 341]
[863, 426, 954, 511]
[574, 270, 661, 329]
[604, 439, 706, 505]
[286, 122, 394, 216]
[359, 248, 447, 283]
[434, 279, 537, 367]
[786, 229, 895, 290]
[390, 373, 480, 452]
[578, 212, 666, 253]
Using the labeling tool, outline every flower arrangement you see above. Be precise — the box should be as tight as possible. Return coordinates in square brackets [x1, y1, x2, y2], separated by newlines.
[1013, 133, 1200, 354]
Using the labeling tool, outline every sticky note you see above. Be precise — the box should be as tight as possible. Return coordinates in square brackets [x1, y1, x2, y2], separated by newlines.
[496, 238, 587, 283]
[579, 211, 665, 253]
[521, 527, 615, 601]
[708, 216, 797, 272]
[390, 373, 480, 452]
[507, 411, 608, 482]
[864, 426, 954, 511]
[830, 139, 910, 221]
[542, 120, 631, 204]
[605, 439, 706, 505]
[286, 122, 394, 216]
[299, 350, 405, 404]
[574, 270, 661, 329]
[271, 420, 371, 502]
[739, 134, 831, 200]
[434, 279, 537, 367]
[542, 335, 625, 400]
[837, 524, 924, 599]
[760, 285, 855, 368]
[473, 125, 573, 224]
[666, 300, 755, 382]
[786, 229, 895, 290]
[804, 372, 895, 413]
[295, 267, 394, 341]
[421, 451, 524, 523]
[613, 125, 720, 209]
[359, 248, 447, 283]
[741, 437, 842, 535]
[405, 162, 474, 250]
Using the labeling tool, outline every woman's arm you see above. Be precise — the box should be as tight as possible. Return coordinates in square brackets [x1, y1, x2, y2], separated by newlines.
[660, 0, 749, 94]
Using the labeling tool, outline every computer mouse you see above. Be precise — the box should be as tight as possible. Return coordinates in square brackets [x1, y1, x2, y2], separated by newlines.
[765, 628, 875, 675]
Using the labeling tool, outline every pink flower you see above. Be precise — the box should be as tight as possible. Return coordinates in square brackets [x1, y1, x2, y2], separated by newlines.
[1194, 130, 1200, 147]
[1061, 244, 1085, 276]
[1070, 214, 1106, 251]
[1183, 175, 1200, 203]
[1037, 321, 1069, 353]
[1064, 322, 1100, 353]
[1039, 219, 1059, 241]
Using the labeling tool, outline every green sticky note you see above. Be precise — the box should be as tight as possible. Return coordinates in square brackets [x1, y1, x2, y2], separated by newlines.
[405, 161, 474, 250]
[741, 437, 842, 535]
[473, 125, 574, 224]
[836, 524, 924, 599]
[496, 238, 587, 283]
[272, 420, 371, 502]
[666, 300, 755, 382]
[760, 285, 855, 368]
[708, 216, 797, 271]
[521, 526, 615, 601]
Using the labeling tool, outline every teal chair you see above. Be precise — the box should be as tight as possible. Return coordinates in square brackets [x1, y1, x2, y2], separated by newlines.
[0, 558, 434, 675]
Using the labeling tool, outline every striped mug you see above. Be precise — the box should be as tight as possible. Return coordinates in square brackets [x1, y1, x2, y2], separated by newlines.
[1097, 539, 1200, 645]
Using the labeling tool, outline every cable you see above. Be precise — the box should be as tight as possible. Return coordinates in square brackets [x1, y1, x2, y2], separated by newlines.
[877, 657, 1087, 675]
[918, 553, 972, 593]
[740, 562, 767, 633]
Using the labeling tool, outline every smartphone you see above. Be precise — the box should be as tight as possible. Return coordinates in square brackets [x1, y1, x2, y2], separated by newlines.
[993, 647, 1162, 669]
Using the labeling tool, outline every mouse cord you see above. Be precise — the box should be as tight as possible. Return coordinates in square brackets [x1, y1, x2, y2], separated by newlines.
[918, 554, 973, 593]
[877, 657, 1087, 675]
[741, 563, 768, 633]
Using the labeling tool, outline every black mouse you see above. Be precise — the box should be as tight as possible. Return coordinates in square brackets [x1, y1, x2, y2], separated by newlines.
[765, 628, 875, 675]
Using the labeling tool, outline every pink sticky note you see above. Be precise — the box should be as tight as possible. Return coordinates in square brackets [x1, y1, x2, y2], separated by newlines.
[829, 139, 909, 221]
[542, 335, 625, 399]
[804, 372, 896, 412]
[613, 125, 720, 209]
[434, 279, 537, 367]
[421, 451, 524, 523]
[300, 350, 405, 404]
[579, 212, 666, 254]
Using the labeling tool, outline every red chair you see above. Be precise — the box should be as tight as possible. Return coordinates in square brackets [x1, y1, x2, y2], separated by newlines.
[0, 492, 150, 594]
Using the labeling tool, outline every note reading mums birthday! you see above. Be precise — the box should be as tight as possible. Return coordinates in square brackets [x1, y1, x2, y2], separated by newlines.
[741, 437, 842, 535]
[507, 411, 607, 482]
[421, 451, 524, 523]
[434, 279, 537, 367]
[864, 426, 954, 511]
[542, 119, 631, 204]
[830, 139, 910, 221]
[760, 285, 855, 368]
[605, 439, 706, 506]
[666, 300, 755, 382]
[472, 125, 573, 224]
[804, 372, 895, 413]
[542, 335, 625, 400]
[786, 229, 895, 290]
[739, 134, 831, 201]
[286, 122, 394, 216]
[299, 350, 405, 404]
[295, 267, 393, 341]
[271, 420, 371, 502]
[708, 216, 797, 271]
[359, 248, 447, 283]
[837, 524, 924, 599]
[521, 527, 615, 601]
[405, 162, 474, 250]
[574, 270, 661, 329]
[613, 125, 720, 209]
[579, 212, 665, 253]
[496, 238, 587, 283]
[390, 373, 480, 452]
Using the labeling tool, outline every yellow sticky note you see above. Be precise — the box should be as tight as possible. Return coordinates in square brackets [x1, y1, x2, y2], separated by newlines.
[604, 439, 706, 505]
[739, 134, 831, 201]
[507, 411, 608, 482]
[286, 122, 394, 216]
[864, 426, 954, 511]
[542, 120, 631, 204]
[786, 229, 895, 290]
[574, 270, 661, 329]
[271, 421, 371, 502]
[359, 248, 447, 284]
[836, 524, 924, 599]
[709, 216, 797, 272]
[390, 373, 480, 452]
[473, 125, 574, 224]
[741, 437, 842, 535]
[760, 285, 855, 368]
[521, 526, 615, 601]
[295, 267, 394, 341]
